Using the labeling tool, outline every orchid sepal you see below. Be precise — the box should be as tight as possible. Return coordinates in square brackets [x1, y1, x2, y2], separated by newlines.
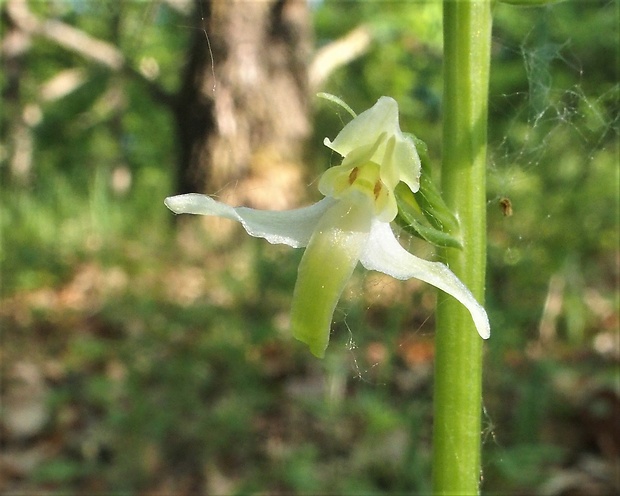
[164, 194, 335, 248]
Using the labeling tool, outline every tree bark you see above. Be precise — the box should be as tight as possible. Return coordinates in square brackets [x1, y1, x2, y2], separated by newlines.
[174, 0, 312, 210]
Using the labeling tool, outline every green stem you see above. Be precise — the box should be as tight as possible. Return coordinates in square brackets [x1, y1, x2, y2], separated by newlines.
[432, 1, 492, 494]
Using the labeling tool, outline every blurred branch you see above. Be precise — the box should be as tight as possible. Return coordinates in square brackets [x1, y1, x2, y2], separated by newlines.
[7, 118, 35, 184]
[538, 273, 566, 347]
[2, 1, 33, 183]
[4, 0, 175, 106]
[39, 68, 87, 102]
[309, 25, 372, 90]
[162, 0, 193, 16]
[6, 0, 124, 69]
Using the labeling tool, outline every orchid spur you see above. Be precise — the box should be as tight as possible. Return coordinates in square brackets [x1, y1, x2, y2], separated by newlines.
[165, 96, 490, 357]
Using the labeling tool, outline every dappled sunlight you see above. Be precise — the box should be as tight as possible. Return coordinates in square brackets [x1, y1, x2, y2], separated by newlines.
[1, 0, 618, 493]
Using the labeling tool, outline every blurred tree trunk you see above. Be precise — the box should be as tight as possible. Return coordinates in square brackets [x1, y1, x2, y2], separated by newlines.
[174, 0, 312, 210]
[2, 3, 34, 184]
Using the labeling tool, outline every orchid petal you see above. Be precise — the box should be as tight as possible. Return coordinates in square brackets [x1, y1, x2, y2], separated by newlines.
[324, 96, 421, 193]
[385, 133, 421, 194]
[165, 194, 336, 248]
[291, 198, 372, 357]
[360, 221, 490, 339]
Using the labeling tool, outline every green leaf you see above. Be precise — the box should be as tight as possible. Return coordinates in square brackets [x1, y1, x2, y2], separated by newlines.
[394, 151, 462, 249]
[413, 157, 460, 234]
[403, 132, 428, 156]
[395, 182, 463, 249]
[396, 214, 463, 249]
[316, 92, 357, 118]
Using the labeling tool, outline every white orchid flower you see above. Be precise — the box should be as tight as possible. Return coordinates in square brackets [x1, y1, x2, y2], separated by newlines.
[165, 96, 490, 357]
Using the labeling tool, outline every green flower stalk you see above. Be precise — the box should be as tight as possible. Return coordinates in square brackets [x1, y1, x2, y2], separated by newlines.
[432, 1, 493, 494]
[165, 97, 489, 358]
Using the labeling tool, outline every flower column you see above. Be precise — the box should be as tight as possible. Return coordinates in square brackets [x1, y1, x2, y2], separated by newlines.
[432, 1, 492, 495]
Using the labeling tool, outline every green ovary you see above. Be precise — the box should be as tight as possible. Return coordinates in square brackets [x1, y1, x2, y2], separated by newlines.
[290, 198, 371, 357]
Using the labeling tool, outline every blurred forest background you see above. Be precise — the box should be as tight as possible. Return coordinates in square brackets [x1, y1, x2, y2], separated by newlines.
[1, 0, 618, 494]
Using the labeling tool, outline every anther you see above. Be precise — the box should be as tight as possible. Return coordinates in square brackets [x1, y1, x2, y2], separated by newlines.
[373, 181, 382, 199]
[348, 167, 359, 184]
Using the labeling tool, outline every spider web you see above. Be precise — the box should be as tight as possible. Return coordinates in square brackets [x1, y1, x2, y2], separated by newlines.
[169, 0, 618, 373]
[322, 1, 619, 412]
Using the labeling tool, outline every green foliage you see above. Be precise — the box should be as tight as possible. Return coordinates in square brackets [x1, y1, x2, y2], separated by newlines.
[1, 1, 617, 494]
